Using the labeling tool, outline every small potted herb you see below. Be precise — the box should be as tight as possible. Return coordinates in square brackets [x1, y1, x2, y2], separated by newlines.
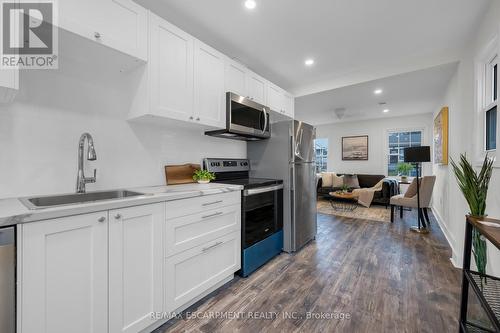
[193, 169, 216, 184]
[396, 162, 414, 182]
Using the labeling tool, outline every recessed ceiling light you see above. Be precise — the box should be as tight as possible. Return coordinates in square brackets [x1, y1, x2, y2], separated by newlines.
[383, 109, 390, 113]
[374, 89, 383, 95]
[305, 59, 315, 66]
[244, 0, 256, 9]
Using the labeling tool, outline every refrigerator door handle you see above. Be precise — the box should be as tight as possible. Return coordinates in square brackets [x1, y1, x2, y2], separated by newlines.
[294, 129, 304, 160]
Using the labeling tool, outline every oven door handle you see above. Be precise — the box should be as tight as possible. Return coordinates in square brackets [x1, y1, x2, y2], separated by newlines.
[243, 184, 283, 196]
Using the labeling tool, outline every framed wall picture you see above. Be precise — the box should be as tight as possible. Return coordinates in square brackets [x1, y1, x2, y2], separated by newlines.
[434, 107, 449, 164]
[342, 135, 368, 160]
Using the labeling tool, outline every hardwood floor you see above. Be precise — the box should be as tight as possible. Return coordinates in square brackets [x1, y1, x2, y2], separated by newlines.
[155, 209, 462, 333]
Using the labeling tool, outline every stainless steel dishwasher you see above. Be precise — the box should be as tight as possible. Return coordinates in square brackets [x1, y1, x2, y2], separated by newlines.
[0, 226, 15, 333]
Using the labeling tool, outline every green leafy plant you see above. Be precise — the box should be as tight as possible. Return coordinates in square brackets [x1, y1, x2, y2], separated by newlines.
[396, 162, 414, 176]
[450, 154, 494, 279]
[192, 169, 216, 182]
[340, 184, 349, 192]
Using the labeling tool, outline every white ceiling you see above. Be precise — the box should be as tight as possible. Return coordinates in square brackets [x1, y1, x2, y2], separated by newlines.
[135, 0, 490, 96]
[295, 62, 458, 125]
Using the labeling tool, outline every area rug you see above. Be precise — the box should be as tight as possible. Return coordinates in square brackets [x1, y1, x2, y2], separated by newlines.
[317, 199, 391, 223]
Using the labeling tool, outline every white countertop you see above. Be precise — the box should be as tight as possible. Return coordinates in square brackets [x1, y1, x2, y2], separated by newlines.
[0, 183, 243, 227]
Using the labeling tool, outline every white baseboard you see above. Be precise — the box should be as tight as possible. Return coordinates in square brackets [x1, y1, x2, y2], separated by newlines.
[430, 206, 461, 269]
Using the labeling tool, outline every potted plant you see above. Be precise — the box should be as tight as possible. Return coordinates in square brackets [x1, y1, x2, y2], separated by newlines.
[450, 154, 494, 280]
[396, 162, 414, 182]
[192, 169, 216, 184]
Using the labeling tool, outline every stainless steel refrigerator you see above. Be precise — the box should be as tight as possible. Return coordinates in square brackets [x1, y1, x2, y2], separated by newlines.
[247, 114, 317, 252]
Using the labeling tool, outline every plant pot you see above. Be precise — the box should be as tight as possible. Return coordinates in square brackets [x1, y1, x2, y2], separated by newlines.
[400, 176, 408, 182]
[197, 180, 210, 184]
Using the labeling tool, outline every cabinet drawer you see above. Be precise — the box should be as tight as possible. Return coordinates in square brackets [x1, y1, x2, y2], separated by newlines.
[166, 192, 240, 219]
[165, 231, 240, 312]
[166, 204, 240, 257]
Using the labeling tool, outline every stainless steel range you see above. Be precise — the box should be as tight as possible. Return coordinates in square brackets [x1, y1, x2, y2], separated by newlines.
[204, 158, 283, 277]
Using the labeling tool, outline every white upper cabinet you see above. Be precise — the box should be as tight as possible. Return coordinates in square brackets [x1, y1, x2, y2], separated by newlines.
[149, 13, 194, 122]
[284, 93, 295, 118]
[246, 71, 267, 105]
[194, 40, 226, 128]
[267, 83, 285, 113]
[129, 10, 295, 125]
[19, 212, 108, 333]
[225, 59, 247, 97]
[59, 0, 148, 60]
[109, 203, 164, 333]
[0, 68, 18, 104]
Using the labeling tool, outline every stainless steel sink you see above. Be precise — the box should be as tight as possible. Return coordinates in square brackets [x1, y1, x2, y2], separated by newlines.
[19, 190, 145, 210]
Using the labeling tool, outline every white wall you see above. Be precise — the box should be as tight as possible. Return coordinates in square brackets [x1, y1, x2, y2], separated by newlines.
[316, 113, 434, 176]
[0, 60, 246, 199]
[432, 0, 500, 275]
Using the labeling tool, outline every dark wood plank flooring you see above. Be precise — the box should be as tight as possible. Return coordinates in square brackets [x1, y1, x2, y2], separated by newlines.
[155, 209, 461, 333]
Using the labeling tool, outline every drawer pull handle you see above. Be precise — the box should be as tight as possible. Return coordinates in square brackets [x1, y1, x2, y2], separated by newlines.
[202, 212, 223, 219]
[202, 200, 223, 206]
[202, 241, 223, 252]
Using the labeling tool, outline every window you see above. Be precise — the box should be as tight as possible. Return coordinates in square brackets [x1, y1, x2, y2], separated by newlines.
[314, 138, 328, 173]
[475, 36, 499, 162]
[486, 106, 497, 150]
[387, 130, 423, 176]
[483, 54, 498, 151]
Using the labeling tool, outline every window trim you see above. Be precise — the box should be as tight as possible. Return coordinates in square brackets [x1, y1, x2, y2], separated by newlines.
[384, 127, 427, 177]
[474, 33, 499, 166]
[314, 138, 328, 173]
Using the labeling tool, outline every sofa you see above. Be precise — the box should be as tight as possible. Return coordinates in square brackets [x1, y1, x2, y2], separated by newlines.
[317, 173, 398, 206]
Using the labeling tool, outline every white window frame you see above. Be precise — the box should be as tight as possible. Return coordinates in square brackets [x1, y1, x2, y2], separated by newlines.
[474, 33, 499, 166]
[384, 127, 427, 177]
[314, 138, 328, 173]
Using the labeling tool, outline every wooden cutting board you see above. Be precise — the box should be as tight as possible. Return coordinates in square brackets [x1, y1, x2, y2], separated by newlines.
[164, 164, 201, 185]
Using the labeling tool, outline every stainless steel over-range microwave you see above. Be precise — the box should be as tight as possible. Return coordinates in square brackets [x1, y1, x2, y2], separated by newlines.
[205, 92, 271, 141]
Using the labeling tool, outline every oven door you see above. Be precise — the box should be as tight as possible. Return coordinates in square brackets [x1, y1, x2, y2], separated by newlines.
[227, 92, 270, 138]
[242, 184, 283, 249]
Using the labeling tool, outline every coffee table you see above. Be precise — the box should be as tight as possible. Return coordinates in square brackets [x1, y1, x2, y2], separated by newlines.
[328, 191, 359, 212]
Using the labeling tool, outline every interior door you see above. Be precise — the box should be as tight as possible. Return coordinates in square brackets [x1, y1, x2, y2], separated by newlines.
[292, 162, 317, 251]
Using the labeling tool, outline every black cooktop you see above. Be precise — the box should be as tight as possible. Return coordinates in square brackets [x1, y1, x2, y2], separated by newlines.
[214, 178, 282, 189]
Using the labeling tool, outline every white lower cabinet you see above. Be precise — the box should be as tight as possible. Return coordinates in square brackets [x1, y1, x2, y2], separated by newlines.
[19, 193, 241, 333]
[165, 231, 241, 312]
[109, 203, 164, 333]
[165, 204, 240, 256]
[19, 212, 109, 333]
[19, 203, 164, 333]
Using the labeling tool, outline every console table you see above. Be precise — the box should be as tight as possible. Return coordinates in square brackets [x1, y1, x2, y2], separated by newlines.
[459, 216, 500, 332]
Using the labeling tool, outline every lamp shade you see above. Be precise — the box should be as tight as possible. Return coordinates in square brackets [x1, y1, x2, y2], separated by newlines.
[404, 146, 431, 163]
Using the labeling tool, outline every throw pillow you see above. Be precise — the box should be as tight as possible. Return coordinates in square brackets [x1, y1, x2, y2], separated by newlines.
[321, 172, 334, 187]
[404, 178, 420, 198]
[332, 174, 344, 188]
[343, 174, 360, 189]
